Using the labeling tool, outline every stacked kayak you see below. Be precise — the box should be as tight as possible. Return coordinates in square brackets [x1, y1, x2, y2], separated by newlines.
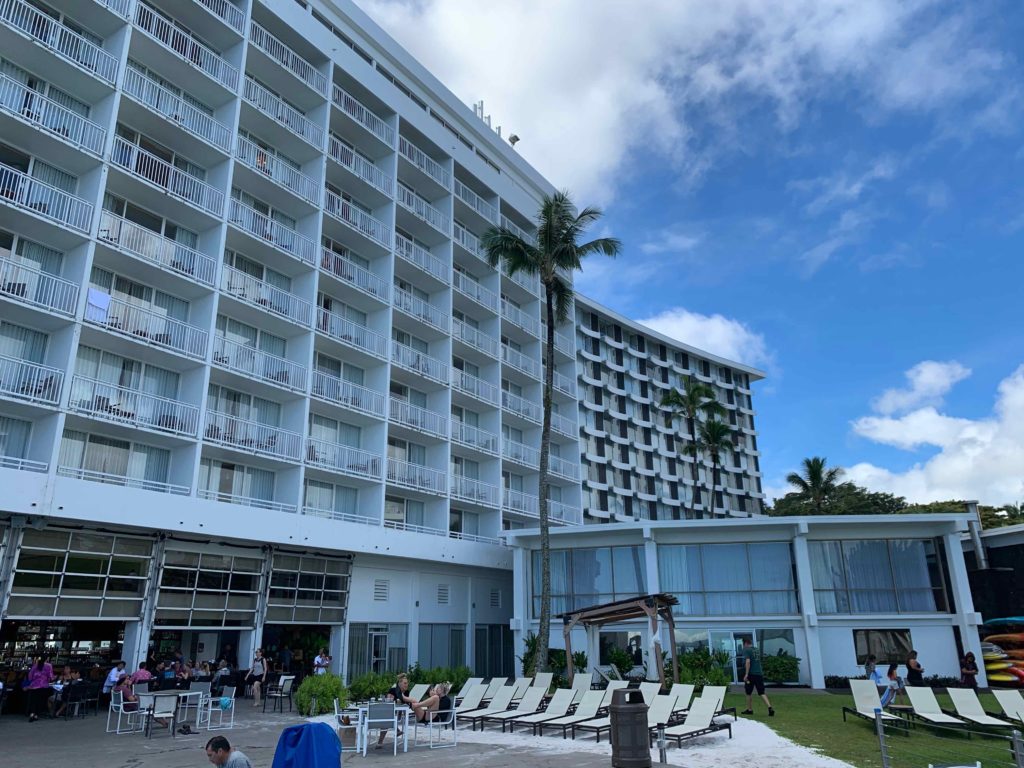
[983, 638, 1024, 685]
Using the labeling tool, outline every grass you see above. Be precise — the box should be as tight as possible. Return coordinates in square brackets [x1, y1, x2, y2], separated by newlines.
[721, 688, 1020, 768]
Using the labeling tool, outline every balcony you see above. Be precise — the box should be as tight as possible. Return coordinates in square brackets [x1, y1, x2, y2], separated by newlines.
[451, 270, 498, 312]
[503, 487, 537, 517]
[398, 135, 450, 190]
[316, 308, 387, 359]
[0, 162, 92, 233]
[198, 488, 295, 512]
[393, 287, 448, 333]
[451, 475, 499, 506]
[311, 371, 386, 419]
[235, 134, 319, 204]
[228, 199, 317, 265]
[85, 296, 209, 360]
[389, 398, 447, 438]
[501, 299, 540, 336]
[501, 345, 541, 378]
[0, 255, 79, 316]
[133, 3, 239, 91]
[397, 184, 450, 237]
[249, 21, 327, 96]
[454, 178, 498, 225]
[302, 506, 378, 525]
[0, 454, 47, 472]
[332, 84, 394, 148]
[69, 375, 199, 437]
[551, 411, 578, 438]
[305, 438, 383, 480]
[122, 67, 232, 154]
[319, 248, 389, 303]
[197, 0, 245, 34]
[242, 76, 324, 151]
[503, 263, 540, 295]
[552, 330, 574, 357]
[58, 466, 189, 495]
[328, 135, 392, 197]
[452, 422, 499, 455]
[204, 409, 302, 461]
[212, 335, 307, 391]
[0, 74, 106, 156]
[220, 265, 313, 327]
[452, 222, 485, 261]
[502, 390, 541, 423]
[451, 370, 499, 406]
[391, 341, 447, 384]
[394, 233, 448, 284]
[548, 454, 580, 481]
[2, 0, 118, 85]
[503, 439, 539, 468]
[451, 318, 498, 357]
[386, 458, 447, 495]
[112, 137, 224, 217]
[500, 215, 533, 243]
[0, 355, 62, 406]
[549, 500, 578, 524]
[553, 370, 577, 397]
[383, 519, 447, 536]
[96, 0, 131, 19]
[98, 211, 216, 287]
[323, 188, 392, 250]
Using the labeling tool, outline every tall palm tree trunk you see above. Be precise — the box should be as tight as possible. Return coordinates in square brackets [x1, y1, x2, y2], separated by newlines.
[708, 457, 719, 517]
[534, 289, 556, 674]
[688, 417, 702, 519]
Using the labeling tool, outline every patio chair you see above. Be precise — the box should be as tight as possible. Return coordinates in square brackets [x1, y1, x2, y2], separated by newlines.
[571, 672, 593, 692]
[334, 698, 362, 754]
[183, 681, 211, 721]
[574, 692, 678, 743]
[454, 684, 487, 714]
[480, 677, 506, 703]
[842, 680, 907, 728]
[511, 676, 533, 701]
[670, 683, 696, 712]
[63, 683, 89, 720]
[510, 688, 579, 734]
[414, 705, 457, 749]
[459, 686, 517, 729]
[992, 689, 1024, 724]
[538, 690, 606, 737]
[599, 681, 629, 710]
[454, 677, 483, 702]
[362, 701, 398, 756]
[532, 672, 554, 692]
[144, 695, 179, 738]
[264, 675, 295, 713]
[106, 690, 141, 734]
[638, 681, 662, 705]
[905, 687, 966, 726]
[698, 686, 738, 720]
[658, 697, 732, 746]
[479, 687, 546, 732]
[946, 689, 1015, 727]
[409, 683, 429, 701]
[206, 686, 236, 731]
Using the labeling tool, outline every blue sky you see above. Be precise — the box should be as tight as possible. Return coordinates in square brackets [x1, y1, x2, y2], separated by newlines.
[361, 0, 1024, 505]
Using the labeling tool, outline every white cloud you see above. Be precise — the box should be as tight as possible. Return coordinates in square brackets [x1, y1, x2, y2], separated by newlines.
[793, 156, 899, 215]
[640, 229, 702, 256]
[846, 364, 1024, 505]
[635, 308, 771, 369]
[871, 360, 971, 414]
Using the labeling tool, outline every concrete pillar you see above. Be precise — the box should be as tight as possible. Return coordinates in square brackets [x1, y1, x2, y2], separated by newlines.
[0, 517, 27, 633]
[791, 526, 825, 688]
[130, 534, 165, 670]
[944, 530, 987, 687]
[329, 623, 344, 679]
[511, 545, 527, 675]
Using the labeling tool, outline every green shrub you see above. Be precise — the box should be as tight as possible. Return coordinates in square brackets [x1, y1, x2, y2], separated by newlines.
[347, 671, 393, 702]
[607, 646, 635, 680]
[677, 648, 731, 691]
[295, 673, 347, 715]
[762, 650, 801, 683]
[406, 663, 473, 690]
[518, 632, 538, 676]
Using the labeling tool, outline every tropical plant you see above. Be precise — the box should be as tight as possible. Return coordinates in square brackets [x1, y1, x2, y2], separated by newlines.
[406, 663, 472, 690]
[697, 418, 734, 517]
[606, 646, 636, 680]
[518, 632, 539, 677]
[676, 648, 731, 691]
[346, 671, 393, 702]
[762, 650, 801, 683]
[295, 673, 347, 715]
[785, 456, 844, 514]
[660, 378, 725, 518]
[483, 190, 621, 673]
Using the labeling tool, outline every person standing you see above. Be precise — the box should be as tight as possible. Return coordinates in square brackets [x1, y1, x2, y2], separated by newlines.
[906, 650, 924, 686]
[313, 647, 330, 675]
[245, 649, 268, 707]
[740, 637, 774, 717]
[960, 652, 979, 689]
[205, 735, 253, 768]
[25, 655, 54, 722]
[865, 654, 884, 685]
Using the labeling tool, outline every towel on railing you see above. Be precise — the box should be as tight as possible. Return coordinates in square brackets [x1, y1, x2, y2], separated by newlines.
[85, 288, 111, 322]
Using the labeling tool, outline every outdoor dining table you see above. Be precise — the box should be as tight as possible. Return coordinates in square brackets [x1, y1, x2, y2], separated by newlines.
[342, 703, 413, 753]
[149, 690, 205, 726]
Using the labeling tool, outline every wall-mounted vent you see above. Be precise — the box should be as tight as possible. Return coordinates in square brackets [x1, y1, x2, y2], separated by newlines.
[489, 588, 501, 608]
[437, 583, 450, 605]
[373, 579, 389, 601]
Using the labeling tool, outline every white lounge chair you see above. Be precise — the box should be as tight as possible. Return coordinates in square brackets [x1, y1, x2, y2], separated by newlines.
[479, 687, 546, 731]
[946, 689, 1015, 727]
[454, 677, 483, 702]
[571, 672, 593, 692]
[993, 689, 1024, 724]
[698, 685, 737, 720]
[532, 672, 554, 691]
[454, 684, 486, 714]
[573, 692, 678, 743]
[905, 687, 965, 725]
[409, 684, 429, 701]
[460, 685, 517, 729]
[510, 688, 579, 734]
[600, 681, 629, 708]
[480, 678, 506, 702]
[511, 676, 532, 700]
[638, 681, 662, 705]
[661, 697, 732, 746]
[538, 689, 606, 737]
[671, 683, 696, 712]
[842, 680, 906, 728]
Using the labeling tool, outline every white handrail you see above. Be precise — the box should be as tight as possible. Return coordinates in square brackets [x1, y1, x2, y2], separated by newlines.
[394, 233, 448, 283]
[305, 438, 383, 479]
[451, 318, 498, 356]
[220, 265, 313, 327]
[0, 74, 106, 155]
[111, 137, 224, 216]
[397, 184, 450, 235]
[451, 370, 499, 405]
[398, 135, 450, 190]
[199, 488, 295, 512]
[302, 506, 379, 525]
[204, 409, 302, 461]
[212, 335, 307, 391]
[500, 215, 534, 243]
[69, 375, 199, 437]
[235, 134, 319, 204]
[0, 255, 79, 316]
[98, 211, 216, 286]
[503, 487, 538, 516]
[451, 269, 498, 311]
[319, 248, 389, 302]
[501, 344, 541, 378]
[453, 422, 499, 454]
[504, 263, 540, 294]
[501, 299, 540, 336]
[0, 454, 47, 472]
[196, 0, 244, 33]
[454, 178, 498, 225]
[501, 390, 541, 422]
[503, 439, 539, 467]
[391, 340, 447, 383]
[316, 308, 388, 359]
[96, 0, 131, 20]
[386, 458, 447, 494]
[133, 3, 238, 90]
[0, 354, 62, 405]
[553, 370, 577, 396]
[332, 83, 394, 146]
[84, 295, 209, 359]
[228, 199, 317, 264]
[551, 411, 578, 436]
[0, 162, 92, 232]
[389, 397, 447, 437]
[452, 222, 484, 259]
[328, 135, 392, 197]
[59, 466, 190, 495]
[393, 286, 449, 332]
[311, 370, 386, 418]
[548, 454, 580, 480]
[451, 475, 499, 505]
[249, 20, 327, 95]
[323, 188, 392, 249]
[122, 68, 232, 153]
[243, 76, 324, 150]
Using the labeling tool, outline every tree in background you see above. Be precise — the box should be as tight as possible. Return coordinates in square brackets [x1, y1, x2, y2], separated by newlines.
[697, 418, 734, 517]
[661, 378, 724, 518]
[784, 456, 844, 514]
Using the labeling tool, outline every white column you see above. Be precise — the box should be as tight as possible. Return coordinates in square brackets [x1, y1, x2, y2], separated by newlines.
[511, 545, 527, 676]
[0, 517, 27, 633]
[944, 530, 987, 687]
[791, 526, 825, 688]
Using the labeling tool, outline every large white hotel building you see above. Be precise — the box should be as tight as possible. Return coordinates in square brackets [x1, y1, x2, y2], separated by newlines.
[0, 0, 982, 687]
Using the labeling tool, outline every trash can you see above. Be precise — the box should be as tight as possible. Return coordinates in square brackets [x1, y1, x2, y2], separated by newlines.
[610, 688, 651, 768]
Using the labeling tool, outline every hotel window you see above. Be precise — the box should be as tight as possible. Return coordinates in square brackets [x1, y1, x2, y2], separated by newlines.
[532, 545, 646, 616]
[198, 459, 275, 506]
[0, 416, 33, 463]
[58, 430, 171, 488]
[266, 551, 351, 624]
[155, 547, 262, 628]
[103, 193, 198, 248]
[304, 479, 359, 519]
[347, 623, 408, 679]
[125, 59, 215, 118]
[418, 623, 466, 668]
[384, 494, 425, 527]
[90, 266, 190, 321]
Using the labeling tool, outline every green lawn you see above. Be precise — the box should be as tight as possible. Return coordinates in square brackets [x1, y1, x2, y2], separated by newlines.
[722, 689, 1019, 768]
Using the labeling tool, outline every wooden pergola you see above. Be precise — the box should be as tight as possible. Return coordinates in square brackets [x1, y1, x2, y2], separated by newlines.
[557, 593, 680, 688]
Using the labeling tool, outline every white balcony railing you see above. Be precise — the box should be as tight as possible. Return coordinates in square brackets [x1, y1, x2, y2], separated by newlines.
[451, 270, 498, 312]
[393, 287, 448, 332]
[133, 3, 239, 91]
[122, 67, 232, 153]
[454, 178, 498, 225]
[389, 398, 447, 438]
[386, 458, 447, 495]
[501, 215, 533, 243]
[553, 370, 577, 397]
[2, 0, 118, 84]
[319, 248, 389, 302]
[98, 211, 216, 286]
[196, 0, 245, 34]
[0, 354, 62, 406]
[85, 295, 209, 359]
[453, 422, 499, 454]
[501, 299, 540, 336]
[304, 438, 382, 480]
[0, 454, 47, 472]
[552, 330, 574, 356]
[323, 188, 392, 249]
[69, 375, 199, 437]
[58, 466, 190, 495]
[504, 263, 540, 294]
[235, 135, 319, 204]
[249, 21, 328, 96]
[332, 84, 394, 147]
[228, 199, 317, 265]
[452, 222, 484, 260]
[316, 308, 388, 359]
[548, 454, 580, 481]
[451, 370, 499, 406]
[242, 76, 324, 150]
[551, 410, 578, 437]
[502, 344, 541, 378]
[212, 335, 307, 391]
[502, 390, 542, 422]
[311, 370, 386, 418]
[96, 0, 131, 20]
[112, 137, 224, 216]
[328, 135, 392, 197]
[451, 318, 498, 357]
[204, 409, 302, 461]
[549, 500, 578, 523]
[384, 519, 448, 536]
[394, 233, 449, 284]
[503, 487, 537, 516]
[198, 488, 295, 512]
[302, 506, 378, 525]
[0, 162, 92, 232]
[397, 184, 450, 236]
[220, 265, 313, 327]
[398, 135, 450, 190]
[503, 439, 539, 467]
[0, 74, 106, 155]
[391, 340, 447, 383]
[451, 475, 499, 506]
[0, 255, 79, 316]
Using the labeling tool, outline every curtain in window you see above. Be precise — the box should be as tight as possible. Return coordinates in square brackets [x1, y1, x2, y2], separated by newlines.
[386, 624, 408, 672]
[83, 435, 131, 477]
[46, 86, 89, 117]
[252, 396, 280, 426]
[257, 331, 286, 358]
[407, 443, 426, 466]
[245, 466, 274, 502]
[335, 486, 357, 515]
[314, 353, 341, 378]
[0, 321, 47, 362]
[701, 543, 753, 614]
[127, 443, 169, 483]
[843, 540, 898, 612]
[153, 290, 188, 321]
[0, 416, 31, 458]
[59, 430, 87, 470]
[16, 237, 63, 274]
[30, 161, 77, 193]
[890, 540, 938, 611]
[347, 624, 370, 679]
[304, 479, 331, 510]
[405, 500, 424, 526]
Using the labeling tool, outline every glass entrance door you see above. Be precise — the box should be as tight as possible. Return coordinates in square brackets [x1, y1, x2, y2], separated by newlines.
[369, 627, 388, 674]
[709, 629, 755, 681]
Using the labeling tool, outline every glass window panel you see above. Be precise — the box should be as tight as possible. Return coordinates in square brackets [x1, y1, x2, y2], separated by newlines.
[571, 548, 613, 596]
[701, 544, 751, 592]
[612, 546, 645, 594]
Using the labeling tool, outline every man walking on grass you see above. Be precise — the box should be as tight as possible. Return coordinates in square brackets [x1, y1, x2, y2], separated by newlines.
[741, 637, 775, 717]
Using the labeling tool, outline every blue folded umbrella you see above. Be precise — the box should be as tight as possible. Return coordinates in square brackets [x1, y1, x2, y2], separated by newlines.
[272, 722, 340, 768]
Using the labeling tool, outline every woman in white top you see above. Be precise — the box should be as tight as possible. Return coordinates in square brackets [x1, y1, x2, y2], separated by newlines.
[313, 648, 331, 676]
[245, 649, 268, 707]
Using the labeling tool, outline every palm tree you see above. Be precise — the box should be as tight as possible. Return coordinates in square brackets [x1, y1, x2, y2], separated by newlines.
[660, 378, 724, 519]
[697, 418, 734, 517]
[786, 456, 844, 514]
[483, 190, 621, 674]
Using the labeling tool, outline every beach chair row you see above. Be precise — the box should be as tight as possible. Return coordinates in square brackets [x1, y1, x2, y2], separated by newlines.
[845, 679, 1024, 730]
